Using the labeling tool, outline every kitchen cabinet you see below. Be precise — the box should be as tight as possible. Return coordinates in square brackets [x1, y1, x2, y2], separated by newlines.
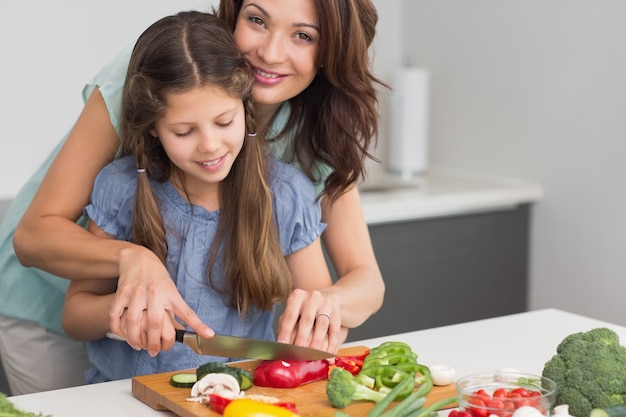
[344, 203, 530, 342]
[272, 169, 540, 343]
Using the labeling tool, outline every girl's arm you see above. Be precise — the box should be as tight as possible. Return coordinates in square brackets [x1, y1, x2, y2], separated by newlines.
[13, 88, 212, 350]
[62, 221, 122, 341]
[277, 185, 384, 352]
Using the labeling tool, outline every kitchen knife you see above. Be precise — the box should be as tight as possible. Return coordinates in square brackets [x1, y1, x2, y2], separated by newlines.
[106, 330, 335, 361]
[175, 330, 335, 361]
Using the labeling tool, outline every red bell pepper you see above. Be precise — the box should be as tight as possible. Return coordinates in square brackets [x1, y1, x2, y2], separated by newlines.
[209, 394, 233, 414]
[333, 349, 370, 375]
[253, 359, 329, 388]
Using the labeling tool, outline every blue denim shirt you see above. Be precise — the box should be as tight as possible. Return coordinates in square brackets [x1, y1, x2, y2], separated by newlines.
[83, 156, 325, 382]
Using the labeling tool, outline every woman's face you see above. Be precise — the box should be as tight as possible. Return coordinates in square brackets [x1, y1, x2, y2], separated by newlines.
[152, 84, 246, 206]
[234, 0, 319, 119]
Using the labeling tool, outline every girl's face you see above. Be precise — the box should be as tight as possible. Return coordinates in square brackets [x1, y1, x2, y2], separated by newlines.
[234, 0, 319, 120]
[152, 84, 246, 207]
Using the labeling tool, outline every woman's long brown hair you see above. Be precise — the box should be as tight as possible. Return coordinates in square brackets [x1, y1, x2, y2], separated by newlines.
[218, 0, 387, 201]
[120, 11, 291, 316]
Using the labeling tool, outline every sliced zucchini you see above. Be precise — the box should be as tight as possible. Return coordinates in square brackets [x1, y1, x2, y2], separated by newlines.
[195, 361, 254, 390]
[233, 368, 254, 390]
[221, 367, 243, 386]
[196, 362, 228, 380]
[170, 373, 197, 388]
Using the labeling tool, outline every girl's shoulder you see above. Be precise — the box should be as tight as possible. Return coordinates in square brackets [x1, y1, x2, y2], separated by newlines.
[268, 155, 316, 200]
[92, 156, 138, 199]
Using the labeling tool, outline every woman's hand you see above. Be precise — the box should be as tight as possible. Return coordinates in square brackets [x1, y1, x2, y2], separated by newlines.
[109, 245, 214, 356]
[276, 288, 346, 354]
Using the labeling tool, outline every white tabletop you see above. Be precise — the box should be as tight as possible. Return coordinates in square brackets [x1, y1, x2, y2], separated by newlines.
[9, 308, 623, 417]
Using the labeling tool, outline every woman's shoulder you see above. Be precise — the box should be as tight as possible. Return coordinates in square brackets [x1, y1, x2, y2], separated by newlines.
[82, 43, 134, 136]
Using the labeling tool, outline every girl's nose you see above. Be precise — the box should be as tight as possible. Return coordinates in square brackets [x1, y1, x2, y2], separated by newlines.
[197, 130, 221, 154]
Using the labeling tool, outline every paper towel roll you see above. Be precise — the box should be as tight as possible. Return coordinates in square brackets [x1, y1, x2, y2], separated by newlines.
[389, 66, 430, 180]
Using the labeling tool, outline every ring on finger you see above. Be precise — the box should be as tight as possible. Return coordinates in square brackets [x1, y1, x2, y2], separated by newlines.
[315, 312, 331, 321]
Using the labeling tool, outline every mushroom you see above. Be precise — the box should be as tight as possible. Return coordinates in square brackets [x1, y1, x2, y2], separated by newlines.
[429, 364, 457, 386]
[190, 373, 241, 399]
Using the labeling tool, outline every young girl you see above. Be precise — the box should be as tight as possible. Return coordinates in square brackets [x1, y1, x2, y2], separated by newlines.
[2, 0, 385, 394]
[61, 11, 331, 382]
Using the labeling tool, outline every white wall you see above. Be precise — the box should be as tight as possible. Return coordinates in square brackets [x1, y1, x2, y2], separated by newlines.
[403, 1, 626, 325]
[0, 0, 217, 199]
[5, 1, 624, 327]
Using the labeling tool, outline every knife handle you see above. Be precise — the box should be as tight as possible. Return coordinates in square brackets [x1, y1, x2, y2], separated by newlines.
[175, 329, 187, 343]
[108, 331, 187, 343]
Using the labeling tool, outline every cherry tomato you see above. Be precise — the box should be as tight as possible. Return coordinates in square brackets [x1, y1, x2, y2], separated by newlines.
[511, 388, 530, 397]
[485, 399, 505, 409]
[468, 398, 489, 417]
[493, 388, 509, 398]
[471, 390, 491, 403]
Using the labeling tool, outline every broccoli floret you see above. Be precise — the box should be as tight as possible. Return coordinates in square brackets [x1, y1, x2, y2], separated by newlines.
[326, 367, 387, 408]
[542, 327, 626, 417]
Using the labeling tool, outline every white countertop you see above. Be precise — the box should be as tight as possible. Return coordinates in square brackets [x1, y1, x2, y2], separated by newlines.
[359, 167, 543, 225]
[8, 308, 623, 417]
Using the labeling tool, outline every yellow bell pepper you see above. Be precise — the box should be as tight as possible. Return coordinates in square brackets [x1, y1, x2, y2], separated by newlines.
[223, 399, 300, 417]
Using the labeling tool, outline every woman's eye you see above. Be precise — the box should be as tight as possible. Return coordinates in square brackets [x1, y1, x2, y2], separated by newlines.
[248, 16, 265, 27]
[296, 32, 314, 42]
[174, 130, 192, 137]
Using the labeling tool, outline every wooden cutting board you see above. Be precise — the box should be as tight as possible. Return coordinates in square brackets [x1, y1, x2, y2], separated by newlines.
[132, 346, 458, 417]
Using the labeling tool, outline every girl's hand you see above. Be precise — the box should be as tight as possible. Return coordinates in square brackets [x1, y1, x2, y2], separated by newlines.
[276, 288, 345, 354]
[109, 245, 213, 355]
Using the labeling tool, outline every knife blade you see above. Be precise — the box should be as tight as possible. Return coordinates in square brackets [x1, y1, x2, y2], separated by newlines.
[106, 331, 335, 361]
[175, 329, 335, 361]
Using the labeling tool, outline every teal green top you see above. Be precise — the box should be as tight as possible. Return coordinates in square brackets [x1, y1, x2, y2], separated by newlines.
[0, 44, 331, 335]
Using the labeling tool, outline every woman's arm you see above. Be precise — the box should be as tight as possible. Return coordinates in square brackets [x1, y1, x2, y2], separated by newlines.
[14, 89, 124, 279]
[279, 237, 345, 353]
[276, 185, 384, 350]
[319, 185, 385, 328]
[13, 88, 212, 349]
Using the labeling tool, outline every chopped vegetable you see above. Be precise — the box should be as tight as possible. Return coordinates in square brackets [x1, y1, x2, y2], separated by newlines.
[400, 395, 458, 417]
[223, 399, 299, 417]
[190, 372, 241, 400]
[196, 362, 229, 380]
[209, 394, 234, 414]
[542, 327, 626, 417]
[366, 376, 425, 417]
[354, 341, 429, 400]
[429, 365, 456, 386]
[334, 350, 370, 375]
[170, 372, 198, 388]
[195, 361, 254, 391]
[209, 393, 299, 415]
[253, 359, 329, 388]
[326, 367, 395, 409]
[231, 368, 254, 391]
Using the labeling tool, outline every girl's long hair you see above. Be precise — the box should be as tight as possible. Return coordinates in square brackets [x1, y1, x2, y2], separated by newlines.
[218, 0, 387, 201]
[120, 11, 291, 315]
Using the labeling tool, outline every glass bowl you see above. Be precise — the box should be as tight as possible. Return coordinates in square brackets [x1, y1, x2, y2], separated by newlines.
[456, 371, 557, 417]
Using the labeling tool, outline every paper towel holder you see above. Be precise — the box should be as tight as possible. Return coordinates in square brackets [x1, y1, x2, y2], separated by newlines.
[387, 58, 430, 182]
